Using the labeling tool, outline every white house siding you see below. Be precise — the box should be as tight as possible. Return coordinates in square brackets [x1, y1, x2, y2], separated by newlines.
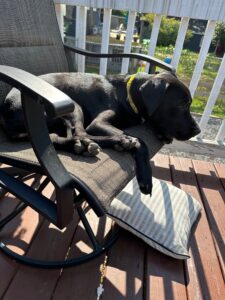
[55, 0, 225, 21]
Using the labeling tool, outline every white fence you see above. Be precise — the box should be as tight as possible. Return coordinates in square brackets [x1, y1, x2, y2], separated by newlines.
[54, 0, 225, 159]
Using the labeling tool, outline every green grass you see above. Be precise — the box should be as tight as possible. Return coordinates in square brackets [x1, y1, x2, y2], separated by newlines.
[153, 46, 221, 80]
[192, 96, 225, 118]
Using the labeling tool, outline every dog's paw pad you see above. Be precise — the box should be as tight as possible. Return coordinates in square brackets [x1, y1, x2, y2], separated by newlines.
[74, 140, 85, 154]
[87, 142, 101, 156]
[73, 137, 100, 156]
[139, 183, 152, 196]
[120, 136, 138, 150]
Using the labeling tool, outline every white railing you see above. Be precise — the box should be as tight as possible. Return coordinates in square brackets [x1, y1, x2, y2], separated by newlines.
[54, 0, 225, 158]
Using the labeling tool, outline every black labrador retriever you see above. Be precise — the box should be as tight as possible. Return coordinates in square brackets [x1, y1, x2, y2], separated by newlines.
[0, 71, 200, 195]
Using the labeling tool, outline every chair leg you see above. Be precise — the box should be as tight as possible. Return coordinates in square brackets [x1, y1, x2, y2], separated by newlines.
[0, 171, 43, 225]
[0, 177, 120, 268]
[0, 166, 41, 200]
[77, 206, 101, 250]
[0, 202, 28, 230]
[0, 208, 119, 269]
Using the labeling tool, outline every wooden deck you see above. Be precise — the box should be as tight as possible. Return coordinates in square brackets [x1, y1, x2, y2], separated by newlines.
[0, 154, 224, 300]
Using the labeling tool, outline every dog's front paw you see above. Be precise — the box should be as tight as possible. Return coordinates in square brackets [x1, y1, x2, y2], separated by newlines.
[114, 135, 138, 151]
[137, 175, 153, 195]
[139, 181, 152, 195]
[136, 165, 153, 195]
[73, 137, 101, 156]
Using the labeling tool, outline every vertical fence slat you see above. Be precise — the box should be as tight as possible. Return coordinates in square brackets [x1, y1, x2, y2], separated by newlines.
[215, 119, 225, 142]
[145, 14, 162, 72]
[100, 8, 112, 75]
[121, 11, 137, 74]
[199, 53, 225, 136]
[74, 5, 80, 69]
[75, 6, 80, 46]
[55, 4, 66, 40]
[189, 20, 216, 97]
[76, 6, 87, 72]
[171, 17, 189, 69]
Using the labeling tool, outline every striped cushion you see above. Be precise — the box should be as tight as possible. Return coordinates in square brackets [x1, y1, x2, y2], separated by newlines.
[108, 177, 201, 259]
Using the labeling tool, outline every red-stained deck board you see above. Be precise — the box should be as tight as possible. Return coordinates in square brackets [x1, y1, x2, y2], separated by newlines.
[170, 156, 225, 300]
[193, 160, 225, 283]
[0, 155, 224, 300]
[0, 175, 47, 298]
[145, 154, 187, 300]
[102, 232, 145, 300]
[213, 162, 225, 279]
[52, 209, 113, 300]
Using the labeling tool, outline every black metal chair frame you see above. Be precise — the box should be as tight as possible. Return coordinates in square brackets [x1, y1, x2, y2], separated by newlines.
[0, 11, 174, 268]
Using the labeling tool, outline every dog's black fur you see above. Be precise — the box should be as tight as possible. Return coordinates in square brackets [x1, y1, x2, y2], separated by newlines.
[0, 71, 200, 195]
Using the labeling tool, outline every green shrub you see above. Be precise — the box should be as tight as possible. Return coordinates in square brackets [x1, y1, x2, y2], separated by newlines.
[141, 14, 192, 47]
[112, 10, 127, 17]
[212, 22, 225, 55]
[213, 22, 225, 46]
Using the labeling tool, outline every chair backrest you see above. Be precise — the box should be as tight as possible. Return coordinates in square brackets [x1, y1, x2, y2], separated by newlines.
[0, 0, 69, 102]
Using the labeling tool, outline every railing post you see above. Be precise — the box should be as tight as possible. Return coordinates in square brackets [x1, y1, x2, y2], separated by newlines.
[121, 11, 137, 74]
[145, 14, 162, 73]
[76, 6, 87, 72]
[199, 53, 225, 136]
[100, 8, 112, 75]
[189, 20, 216, 97]
[215, 119, 225, 143]
[55, 4, 66, 41]
[171, 17, 190, 69]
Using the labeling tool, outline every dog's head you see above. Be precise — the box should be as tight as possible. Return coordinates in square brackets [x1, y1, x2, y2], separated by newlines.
[139, 72, 200, 143]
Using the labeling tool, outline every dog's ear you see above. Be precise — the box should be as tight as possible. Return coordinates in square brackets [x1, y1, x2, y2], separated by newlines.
[139, 78, 169, 116]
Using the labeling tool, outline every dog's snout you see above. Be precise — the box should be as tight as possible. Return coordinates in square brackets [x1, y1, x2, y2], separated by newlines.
[192, 123, 201, 136]
[174, 117, 201, 141]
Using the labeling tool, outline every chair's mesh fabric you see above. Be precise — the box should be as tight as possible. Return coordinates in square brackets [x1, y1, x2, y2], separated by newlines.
[0, 0, 69, 102]
[0, 124, 163, 211]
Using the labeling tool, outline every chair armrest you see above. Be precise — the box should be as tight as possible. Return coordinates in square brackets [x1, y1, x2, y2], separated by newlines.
[0, 65, 74, 118]
[0, 65, 74, 191]
[64, 45, 175, 74]
[0, 65, 78, 226]
[0, 65, 116, 221]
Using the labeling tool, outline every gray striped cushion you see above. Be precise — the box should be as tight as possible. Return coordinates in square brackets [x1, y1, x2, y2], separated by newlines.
[108, 177, 201, 259]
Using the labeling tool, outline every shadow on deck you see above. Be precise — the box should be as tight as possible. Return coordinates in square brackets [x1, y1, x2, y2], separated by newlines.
[0, 153, 224, 300]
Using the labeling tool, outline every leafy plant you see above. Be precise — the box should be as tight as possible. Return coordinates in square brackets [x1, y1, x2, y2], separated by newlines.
[64, 19, 72, 34]
[112, 10, 127, 17]
[212, 22, 225, 55]
[141, 14, 192, 47]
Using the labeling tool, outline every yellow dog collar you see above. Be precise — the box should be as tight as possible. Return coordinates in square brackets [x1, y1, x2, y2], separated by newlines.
[126, 75, 138, 114]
